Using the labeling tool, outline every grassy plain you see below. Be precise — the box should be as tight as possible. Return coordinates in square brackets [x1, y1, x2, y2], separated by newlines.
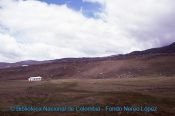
[0, 77, 175, 116]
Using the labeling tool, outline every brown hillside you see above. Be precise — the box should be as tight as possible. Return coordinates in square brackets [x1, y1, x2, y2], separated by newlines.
[0, 53, 175, 81]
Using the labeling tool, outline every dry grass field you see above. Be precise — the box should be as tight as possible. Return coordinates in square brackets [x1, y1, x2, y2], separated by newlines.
[0, 77, 175, 116]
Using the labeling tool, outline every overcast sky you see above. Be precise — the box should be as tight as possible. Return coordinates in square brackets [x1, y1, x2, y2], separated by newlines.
[0, 0, 175, 62]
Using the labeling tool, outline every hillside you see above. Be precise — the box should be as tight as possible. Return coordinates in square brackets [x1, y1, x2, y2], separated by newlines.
[0, 60, 52, 69]
[129, 42, 175, 55]
[0, 42, 175, 81]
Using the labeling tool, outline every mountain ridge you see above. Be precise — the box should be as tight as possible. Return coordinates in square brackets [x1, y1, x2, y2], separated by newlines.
[1, 42, 175, 69]
[129, 42, 175, 55]
[0, 42, 175, 80]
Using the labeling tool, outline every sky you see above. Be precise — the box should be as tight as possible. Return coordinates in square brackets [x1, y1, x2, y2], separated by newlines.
[39, 0, 103, 18]
[0, 0, 175, 62]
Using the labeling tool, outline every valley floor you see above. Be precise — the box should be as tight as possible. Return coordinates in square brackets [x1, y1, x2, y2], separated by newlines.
[0, 77, 175, 116]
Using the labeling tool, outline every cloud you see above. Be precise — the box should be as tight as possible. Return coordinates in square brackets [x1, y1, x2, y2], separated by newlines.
[0, 33, 23, 62]
[0, 0, 175, 62]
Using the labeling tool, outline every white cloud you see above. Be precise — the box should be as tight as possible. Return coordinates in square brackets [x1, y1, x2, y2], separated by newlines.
[0, 0, 175, 62]
[0, 33, 23, 62]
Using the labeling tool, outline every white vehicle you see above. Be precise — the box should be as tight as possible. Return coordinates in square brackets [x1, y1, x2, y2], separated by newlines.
[28, 76, 42, 81]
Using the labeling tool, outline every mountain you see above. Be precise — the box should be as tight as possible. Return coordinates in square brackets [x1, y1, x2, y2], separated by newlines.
[0, 42, 175, 80]
[0, 62, 10, 69]
[0, 60, 52, 69]
[129, 42, 175, 55]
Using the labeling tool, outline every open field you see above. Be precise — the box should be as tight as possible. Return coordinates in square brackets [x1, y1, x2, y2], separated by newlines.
[0, 77, 175, 116]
